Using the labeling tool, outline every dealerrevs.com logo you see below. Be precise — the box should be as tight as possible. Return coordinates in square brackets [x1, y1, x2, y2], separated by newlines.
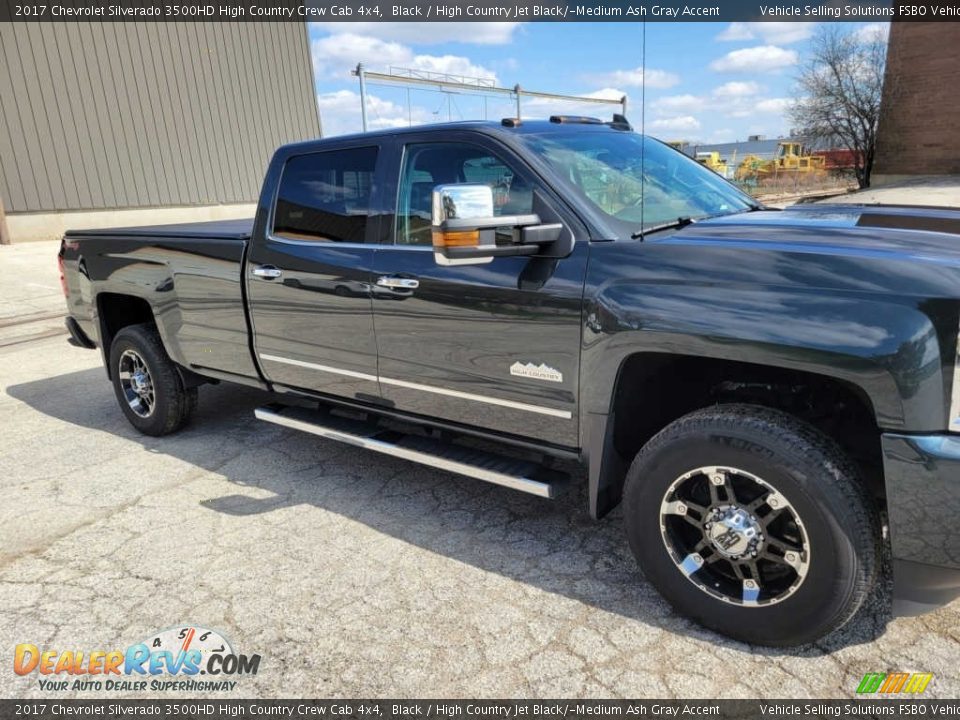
[14, 625, 260, 692]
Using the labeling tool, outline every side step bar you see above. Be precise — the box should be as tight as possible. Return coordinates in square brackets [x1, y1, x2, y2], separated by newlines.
[255, 404, 565, 498]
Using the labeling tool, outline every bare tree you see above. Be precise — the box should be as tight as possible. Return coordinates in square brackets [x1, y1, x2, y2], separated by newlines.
[789, 25, 889, 188]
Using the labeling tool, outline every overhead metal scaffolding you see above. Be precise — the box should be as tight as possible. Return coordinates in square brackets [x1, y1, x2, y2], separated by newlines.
[352, 64, 628, 132]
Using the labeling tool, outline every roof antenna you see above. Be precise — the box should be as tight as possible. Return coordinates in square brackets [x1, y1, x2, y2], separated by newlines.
[640, 20, 647, 241]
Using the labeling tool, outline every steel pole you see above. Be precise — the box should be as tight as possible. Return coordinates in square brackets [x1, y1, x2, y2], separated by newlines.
[357, 63, 368, 132]
[514, 84, 521, 119]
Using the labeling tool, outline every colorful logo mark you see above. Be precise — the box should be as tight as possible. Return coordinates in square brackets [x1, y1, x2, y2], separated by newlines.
[13, 625, 260, 690]
[856, 672, 933, 695]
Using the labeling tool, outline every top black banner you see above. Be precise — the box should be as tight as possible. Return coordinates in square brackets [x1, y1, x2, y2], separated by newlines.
[4, 0, 953, 23]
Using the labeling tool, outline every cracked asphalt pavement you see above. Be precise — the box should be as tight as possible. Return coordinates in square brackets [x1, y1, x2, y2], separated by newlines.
[2, 332, 960, 699]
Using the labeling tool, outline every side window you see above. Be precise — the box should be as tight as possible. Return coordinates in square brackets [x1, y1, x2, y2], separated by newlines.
[273, 146, 377, 243]
[395, 143, 535, 246]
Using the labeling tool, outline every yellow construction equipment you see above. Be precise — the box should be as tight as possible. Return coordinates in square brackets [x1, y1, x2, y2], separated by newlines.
[771, 142, 826, 173]
[735, 141, 826, 181]
[695, 151, 728, 177]
[735, 154, 767, 181]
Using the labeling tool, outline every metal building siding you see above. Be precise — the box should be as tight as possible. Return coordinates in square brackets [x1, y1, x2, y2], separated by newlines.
[0, 21, 321, 213]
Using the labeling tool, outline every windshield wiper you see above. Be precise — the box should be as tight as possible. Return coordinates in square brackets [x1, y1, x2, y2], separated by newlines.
[631, 216, 694, 240]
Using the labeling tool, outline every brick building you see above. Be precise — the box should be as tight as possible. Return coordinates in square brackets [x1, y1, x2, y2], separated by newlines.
[873, 22, 960, 184]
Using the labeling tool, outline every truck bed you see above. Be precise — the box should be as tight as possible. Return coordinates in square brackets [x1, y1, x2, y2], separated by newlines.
[64, 217, 254, 240]
[61, 218, 258, 383]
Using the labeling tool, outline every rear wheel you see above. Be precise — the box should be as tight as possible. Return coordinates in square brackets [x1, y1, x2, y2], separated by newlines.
[623, 404, 879, 646]
[109, 324, 197, 436]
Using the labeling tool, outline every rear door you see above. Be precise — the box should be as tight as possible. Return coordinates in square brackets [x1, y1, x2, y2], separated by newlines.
[246, 144, 382, 402]
[370, 132, 589, 447]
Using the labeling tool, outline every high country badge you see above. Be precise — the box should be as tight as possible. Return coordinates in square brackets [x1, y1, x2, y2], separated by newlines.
[510, 362, 563, 383]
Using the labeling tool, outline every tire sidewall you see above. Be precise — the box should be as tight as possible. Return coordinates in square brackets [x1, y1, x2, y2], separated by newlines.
[109, 328, 177, 435]
[625, 419, 864, 646]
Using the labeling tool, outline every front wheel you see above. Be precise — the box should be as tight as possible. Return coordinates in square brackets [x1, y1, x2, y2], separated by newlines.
[109, 324, 197, 436]
[623, 404, 879, 646]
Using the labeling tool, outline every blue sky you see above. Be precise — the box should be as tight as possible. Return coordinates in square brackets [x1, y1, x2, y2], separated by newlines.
[308, 21, 888, 142]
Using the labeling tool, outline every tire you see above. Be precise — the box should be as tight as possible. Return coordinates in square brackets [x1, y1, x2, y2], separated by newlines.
[623, 403, 879, 646]
[109, 324, 198, 436]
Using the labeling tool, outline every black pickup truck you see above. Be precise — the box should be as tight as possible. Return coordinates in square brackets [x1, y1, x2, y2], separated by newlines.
[60, 117, 960, 646]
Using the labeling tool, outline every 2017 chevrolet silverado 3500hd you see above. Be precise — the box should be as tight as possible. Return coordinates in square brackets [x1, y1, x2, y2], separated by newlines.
[60, 117, 960, 646]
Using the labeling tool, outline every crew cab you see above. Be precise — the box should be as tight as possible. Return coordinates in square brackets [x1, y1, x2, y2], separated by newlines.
[60, 117, 960, 646]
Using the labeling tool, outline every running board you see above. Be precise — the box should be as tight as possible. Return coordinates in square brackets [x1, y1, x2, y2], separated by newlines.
[255, 404, 565, 498]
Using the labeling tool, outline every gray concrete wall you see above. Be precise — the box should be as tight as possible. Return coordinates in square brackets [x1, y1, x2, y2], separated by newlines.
[0, 22, 321, 213]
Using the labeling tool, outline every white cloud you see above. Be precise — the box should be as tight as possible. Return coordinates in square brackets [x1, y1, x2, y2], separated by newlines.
[407, 54, 498, 80]
[755, 98, 792, 114]
[710, 45, 799, 73]
[652, 94, 704, 114]
[581, 88, 628, 101]
[712, 81, 762, 99]
[715, 22, 754, 41]
[651, 82, 762, 120]
[647, 115, 701, 138]
[646, 80, 784, 136]
[317, 89, 435, 136]
[585, 66, 680, 89]
[707, 128, 736, 143]
[312, 34, 407, 78]
[311, 33, 497, 82]
[716, 22, 816, 44]
[310, 22, 521, 45]
[854, 22, 890, 42]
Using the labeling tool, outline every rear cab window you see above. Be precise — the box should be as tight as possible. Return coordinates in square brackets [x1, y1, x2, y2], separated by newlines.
[273, 146, 378, 243]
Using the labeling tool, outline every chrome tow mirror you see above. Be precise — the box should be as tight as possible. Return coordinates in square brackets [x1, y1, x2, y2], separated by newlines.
[430, 184, 563, 267]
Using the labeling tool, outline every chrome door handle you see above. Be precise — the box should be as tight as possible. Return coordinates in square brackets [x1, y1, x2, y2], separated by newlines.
[376, 276, 419, 289]
[252, 265, 283, 280]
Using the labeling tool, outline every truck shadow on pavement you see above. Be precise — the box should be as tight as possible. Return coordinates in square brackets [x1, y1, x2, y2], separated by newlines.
[10, 367, 893, 656]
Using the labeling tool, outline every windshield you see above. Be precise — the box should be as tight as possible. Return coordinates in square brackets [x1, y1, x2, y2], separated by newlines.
[520, 130, 755, 235]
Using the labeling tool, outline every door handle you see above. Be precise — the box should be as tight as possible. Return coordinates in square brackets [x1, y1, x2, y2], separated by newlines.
[376, 276, 419, 289]
[252, 265, 283, 280]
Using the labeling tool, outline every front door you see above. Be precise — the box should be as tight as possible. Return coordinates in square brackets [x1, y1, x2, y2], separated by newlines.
[371, 136, 589, 447]
[247, 144, 382, 403]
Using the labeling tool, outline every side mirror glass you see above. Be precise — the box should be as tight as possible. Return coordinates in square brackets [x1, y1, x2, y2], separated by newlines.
[432, 183, 495, 224]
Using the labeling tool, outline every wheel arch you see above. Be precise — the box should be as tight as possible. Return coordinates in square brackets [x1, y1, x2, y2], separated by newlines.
[96, 293, 156, 379]
[586, 351, 885, 519]
[95, 293, 205, 389]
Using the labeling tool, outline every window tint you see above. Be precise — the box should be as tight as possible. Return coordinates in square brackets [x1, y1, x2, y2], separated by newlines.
[396, 143, 534, 246]
[273, 147, 377, 243]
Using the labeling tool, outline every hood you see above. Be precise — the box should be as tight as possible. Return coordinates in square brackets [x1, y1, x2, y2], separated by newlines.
[671, 204, 960, 265]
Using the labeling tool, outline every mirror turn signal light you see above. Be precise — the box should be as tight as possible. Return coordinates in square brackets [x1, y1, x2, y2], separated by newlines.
[432, 229, 480, 248]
